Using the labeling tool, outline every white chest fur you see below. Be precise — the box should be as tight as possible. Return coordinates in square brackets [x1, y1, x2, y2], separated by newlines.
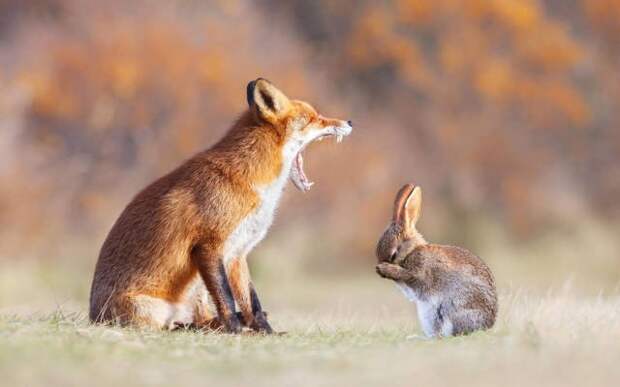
[396, 282, 417, 302]
[222, 142, 299, 265]
[396, 282, 441, 337]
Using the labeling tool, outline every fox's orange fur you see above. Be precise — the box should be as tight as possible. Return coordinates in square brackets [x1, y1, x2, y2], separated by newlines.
[89, 79, 352, 333]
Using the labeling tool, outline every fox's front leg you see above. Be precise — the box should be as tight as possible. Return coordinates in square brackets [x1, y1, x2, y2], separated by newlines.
[227, 256, 273, 334]
[376, 262, 411, 282]
[192, 245, 242, 333]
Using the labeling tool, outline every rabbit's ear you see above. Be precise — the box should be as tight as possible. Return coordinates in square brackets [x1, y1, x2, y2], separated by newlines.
[403, 186, 422, 230]
[393, 183, 415, 225]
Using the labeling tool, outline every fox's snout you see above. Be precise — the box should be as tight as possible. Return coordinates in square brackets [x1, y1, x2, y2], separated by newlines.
[333, 119, 353, 138]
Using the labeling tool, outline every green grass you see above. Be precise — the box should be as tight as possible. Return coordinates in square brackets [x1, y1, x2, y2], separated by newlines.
[2, 289, 619, 387]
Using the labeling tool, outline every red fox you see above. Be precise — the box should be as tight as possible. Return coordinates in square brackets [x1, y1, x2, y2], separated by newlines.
[89, 78, 352, 333]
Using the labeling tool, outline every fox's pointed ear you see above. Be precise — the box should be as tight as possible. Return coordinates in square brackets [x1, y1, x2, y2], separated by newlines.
[393, 184, 415, 225]
[403, 186, 422, 230]
[246, 78, 291, 124]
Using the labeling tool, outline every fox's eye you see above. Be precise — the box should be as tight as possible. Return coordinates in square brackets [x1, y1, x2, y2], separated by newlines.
[292, 116, 306, 129]
[302, 118, 314, 130]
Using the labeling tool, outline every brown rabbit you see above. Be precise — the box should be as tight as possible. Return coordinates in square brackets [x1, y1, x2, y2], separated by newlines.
[376, 184, 497, 337]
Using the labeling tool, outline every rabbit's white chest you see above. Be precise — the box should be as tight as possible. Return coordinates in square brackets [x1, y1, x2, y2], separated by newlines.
[396, 282, 417, 302]
[396, 283, 441, 337]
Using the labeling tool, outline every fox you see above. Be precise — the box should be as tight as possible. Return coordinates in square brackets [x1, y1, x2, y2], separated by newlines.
[89, 78, 353, 333]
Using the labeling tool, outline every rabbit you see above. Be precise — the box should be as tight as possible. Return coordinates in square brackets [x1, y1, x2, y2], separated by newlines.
[375, 184, 497, 338]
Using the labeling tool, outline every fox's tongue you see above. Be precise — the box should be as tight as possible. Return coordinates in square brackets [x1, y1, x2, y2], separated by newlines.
[290, 152, 314, 192]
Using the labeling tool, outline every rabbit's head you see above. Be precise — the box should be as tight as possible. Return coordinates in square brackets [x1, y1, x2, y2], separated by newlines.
[376, 184, 426, 263]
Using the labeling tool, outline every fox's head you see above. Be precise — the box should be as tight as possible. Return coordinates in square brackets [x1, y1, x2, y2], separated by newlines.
[246, 78, 352, 192]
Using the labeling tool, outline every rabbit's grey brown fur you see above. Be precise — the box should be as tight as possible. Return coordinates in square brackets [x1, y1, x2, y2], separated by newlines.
[376, 184, 497, 337]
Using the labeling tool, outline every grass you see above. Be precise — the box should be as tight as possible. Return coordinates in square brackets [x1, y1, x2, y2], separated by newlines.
[2, 286, 619, 387]
[1, 223, 620, 387]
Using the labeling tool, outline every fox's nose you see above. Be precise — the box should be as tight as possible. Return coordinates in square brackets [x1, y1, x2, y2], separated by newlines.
[347, 120, 353, 127]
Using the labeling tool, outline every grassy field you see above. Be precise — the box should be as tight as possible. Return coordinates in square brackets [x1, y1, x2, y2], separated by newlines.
[1, 275, 619, 387]
[1, 224, 619, 387]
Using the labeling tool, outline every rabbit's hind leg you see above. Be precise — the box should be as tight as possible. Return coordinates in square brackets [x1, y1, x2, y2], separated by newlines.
[444, 308, 488, 336]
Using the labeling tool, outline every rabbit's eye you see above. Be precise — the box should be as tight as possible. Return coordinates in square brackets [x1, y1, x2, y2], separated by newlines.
[389, 249, 397, 262]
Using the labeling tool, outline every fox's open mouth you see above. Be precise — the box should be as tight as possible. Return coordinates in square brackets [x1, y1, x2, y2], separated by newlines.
[290, 130, 349, 192]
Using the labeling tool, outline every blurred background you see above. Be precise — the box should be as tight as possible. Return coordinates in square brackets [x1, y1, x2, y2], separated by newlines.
[1, 0, 619, 313]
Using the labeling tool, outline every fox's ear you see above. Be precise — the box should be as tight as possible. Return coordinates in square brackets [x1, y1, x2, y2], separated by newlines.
[403, 186, 422, 230]
[246, 78, 291, 124]
[393, 183, 415, 225]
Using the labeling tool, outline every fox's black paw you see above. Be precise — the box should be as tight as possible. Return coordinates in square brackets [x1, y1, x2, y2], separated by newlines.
[222, 313, 243, 334]
[250, 311, 274, 334]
